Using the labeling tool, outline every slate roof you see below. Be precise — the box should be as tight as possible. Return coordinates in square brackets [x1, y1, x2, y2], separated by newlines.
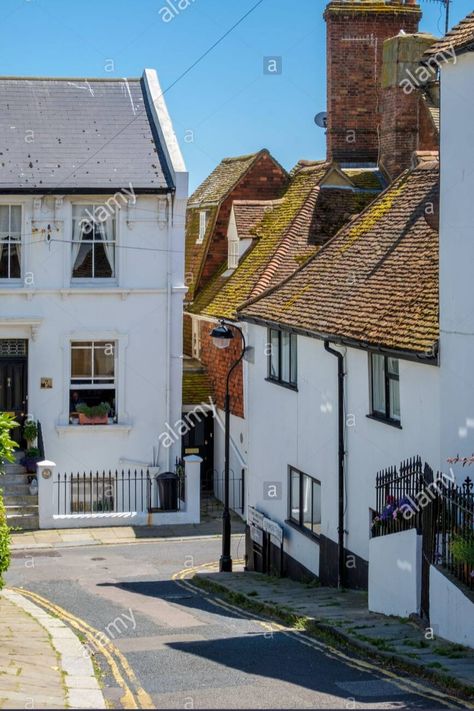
[0, 77, 173, 192]
[423, 11, 474, 59]
[188, 152, 265, 207]
[239, 159, 439, 357]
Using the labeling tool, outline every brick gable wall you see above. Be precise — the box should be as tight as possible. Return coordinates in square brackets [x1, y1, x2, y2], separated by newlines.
[196, 154, 288, 292]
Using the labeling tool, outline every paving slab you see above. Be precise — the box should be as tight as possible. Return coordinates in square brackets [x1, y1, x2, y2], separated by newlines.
[194, 570, 474, 699]
[1, 590, 106, 709]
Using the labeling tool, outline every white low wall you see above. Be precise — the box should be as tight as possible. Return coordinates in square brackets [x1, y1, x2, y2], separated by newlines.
[37, 456, 201, 529]
[430, 565, 474, 649]
[369, 528, 421, 617]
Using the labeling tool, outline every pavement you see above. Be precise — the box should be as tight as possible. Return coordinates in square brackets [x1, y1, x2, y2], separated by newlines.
[10, 503, 246, 551]
[194, 570, 474, 700]
[0, 589, 105, 709]
[5, 538, 470, 710]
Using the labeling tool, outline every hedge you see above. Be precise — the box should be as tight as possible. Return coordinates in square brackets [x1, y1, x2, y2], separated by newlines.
[0, 412, 18, 588]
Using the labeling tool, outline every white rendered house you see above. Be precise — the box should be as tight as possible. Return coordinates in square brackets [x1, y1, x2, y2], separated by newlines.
[0, 70, 188, 476]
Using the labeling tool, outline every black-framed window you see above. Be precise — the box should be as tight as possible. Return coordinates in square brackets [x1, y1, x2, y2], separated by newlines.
[268, 328, 297, 387]
[370, 353, 400, 423]
[289, 467, 321, 537]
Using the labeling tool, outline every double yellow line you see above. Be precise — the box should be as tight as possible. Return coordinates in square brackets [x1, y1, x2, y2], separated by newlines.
[173, 562, 472, 710]
[12, 587, 153, 710]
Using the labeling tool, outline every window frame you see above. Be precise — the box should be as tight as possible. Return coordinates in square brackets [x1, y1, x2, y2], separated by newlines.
[228, 233, 240, 270]
[369, 352, 401, 426]
[0, 204, 22, 281]
[267, 328, 297, 389]
[70, 340, 117, 423]
[197, 210, 208, 244]
[287, 466, 321, 539]
[71, 203, 116, 282]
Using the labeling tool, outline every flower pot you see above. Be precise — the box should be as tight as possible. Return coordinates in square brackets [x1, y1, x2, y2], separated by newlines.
[78, 413, 108, 425]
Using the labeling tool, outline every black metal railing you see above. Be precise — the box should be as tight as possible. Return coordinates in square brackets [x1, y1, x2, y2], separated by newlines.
[373, 456, 426, 537]
[202, 468, 244, 515]
[56, 466, 188, 516]
[37, 421, 45, 461]
[435, 476, 474, 590]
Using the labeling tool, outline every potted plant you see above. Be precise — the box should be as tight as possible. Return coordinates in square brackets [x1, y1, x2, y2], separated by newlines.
[76, 402, 111, 425]
[23, 419, 38, 449]
[21, 447, 41, 474]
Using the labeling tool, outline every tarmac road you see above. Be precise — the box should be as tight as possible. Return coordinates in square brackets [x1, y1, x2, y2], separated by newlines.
[6, 536, 468, 710]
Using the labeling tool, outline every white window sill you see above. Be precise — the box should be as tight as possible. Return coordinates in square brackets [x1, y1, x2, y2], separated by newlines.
[56, 424, 132, 434]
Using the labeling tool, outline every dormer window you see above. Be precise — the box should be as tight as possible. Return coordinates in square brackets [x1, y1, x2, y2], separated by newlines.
[0, 205, 21, 279]
[197, 210, 208, 243]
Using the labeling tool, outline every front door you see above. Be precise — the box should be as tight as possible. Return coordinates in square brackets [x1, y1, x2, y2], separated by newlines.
[0, 342, 28, 445]
[182, 411, 214, 492]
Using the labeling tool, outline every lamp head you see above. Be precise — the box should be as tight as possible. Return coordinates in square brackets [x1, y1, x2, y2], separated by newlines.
[210, 322, 234, 350]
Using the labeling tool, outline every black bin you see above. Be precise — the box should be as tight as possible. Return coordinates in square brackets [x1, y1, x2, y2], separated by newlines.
[155, 471, 179, 511]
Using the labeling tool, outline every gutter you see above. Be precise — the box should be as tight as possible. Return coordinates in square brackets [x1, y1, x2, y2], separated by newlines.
[324, 340, 345, 590]
[239, 315, 439, 366]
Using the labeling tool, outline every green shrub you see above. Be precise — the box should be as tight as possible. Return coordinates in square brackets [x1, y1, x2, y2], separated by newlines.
[0, 413, 16, 588]
[23, 419, 38, 444]
[451, 534, 474, 566]
[0, 412, 18, 467]
[0, 493, 10, 589]
[76, 402, 111, 418]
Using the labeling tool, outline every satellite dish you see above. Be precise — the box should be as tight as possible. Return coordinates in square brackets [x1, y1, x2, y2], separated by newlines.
[314, 112, 328, 128]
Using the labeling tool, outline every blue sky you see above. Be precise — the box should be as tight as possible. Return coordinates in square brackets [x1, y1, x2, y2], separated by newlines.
[1, 0, 470, 190]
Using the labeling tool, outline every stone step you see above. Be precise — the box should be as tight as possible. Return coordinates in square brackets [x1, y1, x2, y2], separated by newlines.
[7, 505, 39, 516]
[7, 514, 39, 531]
[1, 483, 30, 496]
[4, 494, 38, 506]
[0, 474, 31, 491]
[2, 463, 27, 476]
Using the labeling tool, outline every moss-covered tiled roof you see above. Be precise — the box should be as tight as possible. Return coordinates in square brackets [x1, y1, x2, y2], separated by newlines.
[240, 159, 439, 356]
[188, 152, 264, 207]
[183, 367, 213, 406]
[343, 168, 386, 191]
[199, 162, 329, 320]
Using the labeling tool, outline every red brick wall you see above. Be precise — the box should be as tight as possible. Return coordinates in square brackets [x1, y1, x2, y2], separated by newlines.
[379, 86, 419, 179]
[183, 313, 192, 357]
[325, 2, 421, 164]
[199, 319, 244, 418]
[379, 89, 439, 180]
[197, 153, 288, 291]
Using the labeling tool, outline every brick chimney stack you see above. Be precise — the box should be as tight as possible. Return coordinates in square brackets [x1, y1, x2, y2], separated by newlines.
[379, 32, 438, 180]
[324, 0, 422, 164]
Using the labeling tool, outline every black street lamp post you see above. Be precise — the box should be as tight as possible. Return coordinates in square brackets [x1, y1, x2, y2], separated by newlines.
[210, 320, 246, 573]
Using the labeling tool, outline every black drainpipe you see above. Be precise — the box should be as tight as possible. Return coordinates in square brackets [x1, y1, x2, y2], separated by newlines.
[324, 340, 345, 589]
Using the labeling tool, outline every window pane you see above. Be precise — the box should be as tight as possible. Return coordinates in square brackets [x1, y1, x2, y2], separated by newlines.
[302, 474, 313, 531]
[389, 377, 401, 421]
[281, 331, 290, 383]
[71, 344, 92, 378]
[10, 206, 21, 234]
[270, 330, 280, 379]
[9, 244, 21, 278]
[94, 343, 115, 378]
[93, 241, 114, 278]
[290, 470, 300, 522]
[0, 206, 9, 233]
[73, 242, 93, 278]
[388, 357, 399, 376]
[290, 334, 297, 385]
[371, 354, 386, 415]
[312, 480, 322, 535]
